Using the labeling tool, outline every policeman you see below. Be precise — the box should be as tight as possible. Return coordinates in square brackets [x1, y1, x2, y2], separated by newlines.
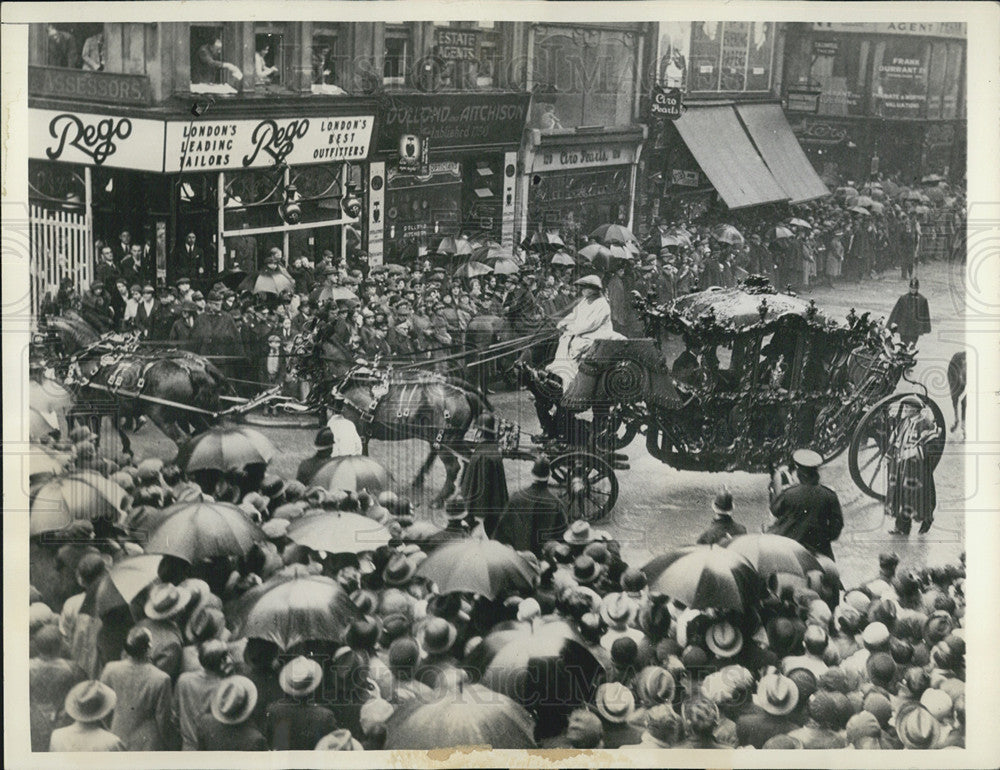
[766, 449, 844, 560]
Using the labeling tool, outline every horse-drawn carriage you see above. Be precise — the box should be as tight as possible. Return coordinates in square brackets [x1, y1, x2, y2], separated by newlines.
[518, 275, 946, 518]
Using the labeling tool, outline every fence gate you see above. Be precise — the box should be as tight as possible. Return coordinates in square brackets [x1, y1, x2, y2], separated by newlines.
[30, 203, 93, 316]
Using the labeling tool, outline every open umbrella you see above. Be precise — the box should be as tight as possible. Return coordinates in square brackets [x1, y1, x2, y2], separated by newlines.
[383, 263, 409, 275]
[848, 206, 871, 216]
[309, 455, 391, 495]
[251, 270, 295, 295]
[81, 554, 163, 618]
[590, 223, 638, 245]
[231, 564, 360, 649]
[903, 189, 924, 202]
[550, 251, 576, 267]
[645, 545, 764, 611]
[921, 173, 945, 184]
[30, 471, 128, 536]
[175, 425, 276, 473]
[924, 186, 946, 204]
[454, 260, 493, 279]
[467, 619, 604, 710]
[433, 235, 474, 256]
[854, 195, 876, 208]
[577, 242, 614, 263]
[726, 534, 822, 579]
[607, 243, 638, 261]
[385, 683, 536, 749]
[491, 258, 521, 275]
[869, 201, 885, 214]
[640, 545, 702, 584]
[286, 510, 391, 555]
[789, 218, 812, 229]
[523, 230, 565, 253]
[312, 284, 360, 304]
[710, 224, 745, 245]
[769, 225, 794, 241]
[469, 237, 502, 250]
[471, 244, 509, 264]
[143, 500, 266, 562]
[835, 186, 859, 199]
[415, 539, 535, 599]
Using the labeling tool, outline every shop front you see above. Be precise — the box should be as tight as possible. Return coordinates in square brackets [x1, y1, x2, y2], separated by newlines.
[28, 95, 378, 303]
[369, 92, 531, 266]
[522, 127, 645, 248]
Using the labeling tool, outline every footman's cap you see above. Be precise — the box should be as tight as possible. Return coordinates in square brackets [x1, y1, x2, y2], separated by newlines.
[792, 449, 823, 469]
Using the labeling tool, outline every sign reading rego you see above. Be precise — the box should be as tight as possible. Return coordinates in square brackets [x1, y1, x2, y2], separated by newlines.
[30, 108, 165, 171]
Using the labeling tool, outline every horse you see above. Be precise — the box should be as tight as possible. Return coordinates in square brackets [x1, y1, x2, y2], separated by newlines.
[60, 338, 233, 456]
[947, 350, 966, 440]
[298, 332, 493, 506]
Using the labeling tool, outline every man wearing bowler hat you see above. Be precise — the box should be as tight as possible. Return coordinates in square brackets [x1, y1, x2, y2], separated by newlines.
[767, 449, 844, 560]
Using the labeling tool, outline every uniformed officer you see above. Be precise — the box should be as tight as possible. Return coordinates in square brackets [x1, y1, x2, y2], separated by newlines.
[766, 449, 844, 560]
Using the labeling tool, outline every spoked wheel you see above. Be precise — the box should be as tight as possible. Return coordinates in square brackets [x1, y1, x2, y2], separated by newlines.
[549, 451, 619, 524]
[593, 408, 639, 452]
[848, 392, 946, 501]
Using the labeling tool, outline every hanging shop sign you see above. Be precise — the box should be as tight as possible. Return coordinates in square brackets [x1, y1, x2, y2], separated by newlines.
[650, 86, 683, 120]
[397, 133, 430, 175]
[812, 40, 841, 57]
[378, 93, 531, 153]
[29, 108, 165, 172]
[163, 114, 374, 173]
[532, 142, 637, 173]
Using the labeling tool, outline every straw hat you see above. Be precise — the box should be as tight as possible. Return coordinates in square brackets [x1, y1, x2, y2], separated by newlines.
[211, 676, 258, 725]
[705, 621, 743, 659]
[278, 656, 323, 698]
[144, 583, 192, 621]
[752, 673, 799, 716]
[65, 680, 117, 723]
[594, 682, 636, 723]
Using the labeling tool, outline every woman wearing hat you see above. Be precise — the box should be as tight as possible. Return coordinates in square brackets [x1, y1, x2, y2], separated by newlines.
[545, 274, 623, 386]
[49, 680, 125, 751]
[885, 395, 940, 536]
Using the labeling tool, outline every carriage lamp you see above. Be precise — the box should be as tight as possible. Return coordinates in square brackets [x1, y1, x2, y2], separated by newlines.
[279, 183, 302, 225]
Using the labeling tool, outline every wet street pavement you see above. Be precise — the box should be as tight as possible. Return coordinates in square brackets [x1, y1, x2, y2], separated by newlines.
[125, 261, 967, 588]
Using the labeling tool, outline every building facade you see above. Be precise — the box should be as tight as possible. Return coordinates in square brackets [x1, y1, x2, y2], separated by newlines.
[780, 22, 966, 186]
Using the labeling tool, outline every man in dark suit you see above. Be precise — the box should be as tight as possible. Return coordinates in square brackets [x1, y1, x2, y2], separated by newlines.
[767, 449, 844, 560]
[112, 229, 133, 262]
[461, 413, 509, 536]
[492, 458, 566, 553]
[175, 232, 207, 280]
[295, 428, 335, 484]
[119, 242, 148, 287]
[94, 245, 121, 292]
[265, 657, 338, 751]
[887, 278, 932, 347]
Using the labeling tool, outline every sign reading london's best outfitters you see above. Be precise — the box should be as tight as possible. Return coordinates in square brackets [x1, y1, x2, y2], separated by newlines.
[30, 108, 165, 172]
[163, 115, 375, 173]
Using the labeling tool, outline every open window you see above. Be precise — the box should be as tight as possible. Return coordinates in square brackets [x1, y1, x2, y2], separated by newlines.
[190, 25, 240, 91]
[41, 23, 104, 70]
[254, 24, 291, 88]
[383, 26, 411, 87]
[312, 25, 342, 90]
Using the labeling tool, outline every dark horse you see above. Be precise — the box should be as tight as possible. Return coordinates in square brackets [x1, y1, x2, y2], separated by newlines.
[62, 337, 232, 455]
[300, 334, 493, 506]
[947, 350, 966, 440]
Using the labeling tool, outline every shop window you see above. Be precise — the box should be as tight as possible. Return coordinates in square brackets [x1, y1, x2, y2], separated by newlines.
[809, 36, 869, 117]
[689, 21, 775, 94]
[530, 25, 640, 130]
[190, 25, 242, 91]
[40, 23, 104, 71]
[384, 26, 411, 87]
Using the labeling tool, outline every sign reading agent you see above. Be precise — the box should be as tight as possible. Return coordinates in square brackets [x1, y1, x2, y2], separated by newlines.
[163, 115, 375, 173]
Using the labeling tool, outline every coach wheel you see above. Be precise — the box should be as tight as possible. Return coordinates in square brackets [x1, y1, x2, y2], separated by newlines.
[550, 451, 619, 524]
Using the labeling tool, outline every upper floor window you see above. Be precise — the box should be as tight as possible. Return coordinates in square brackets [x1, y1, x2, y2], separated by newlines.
[42, 23, 105, 71]
[688, 22, 776, 94]
[312, 25, 342, 92]
[254, 23, 291, 89]
[190, 25, 243, 92]
[430, 22, 502, 90]
[384, 25, 411, 87]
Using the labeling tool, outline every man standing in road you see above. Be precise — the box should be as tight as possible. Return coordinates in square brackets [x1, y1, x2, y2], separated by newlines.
[888, 277, 932, 347]
[492, 458, 567, 553]
[326, 393, 363, 457]
[767, 449, 844, 560]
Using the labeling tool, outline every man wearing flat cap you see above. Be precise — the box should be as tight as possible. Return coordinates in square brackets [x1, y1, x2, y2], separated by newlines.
[767, 449, 844, 560]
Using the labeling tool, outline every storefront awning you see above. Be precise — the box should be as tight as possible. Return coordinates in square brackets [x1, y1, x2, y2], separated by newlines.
[673, 105, 788, 209]
[736, 103, 830, 204]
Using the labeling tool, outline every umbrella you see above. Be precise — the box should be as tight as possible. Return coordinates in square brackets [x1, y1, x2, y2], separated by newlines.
[309, 455, 391, 495]
[640, 546, 702, 583]
[835, 186, 859, 199]
[251, 270, 295, 295]
[383, 263, 409, 275]
[523, 230, 565, 253]
[29, 446, 71, 481]
[769, 226, 794, 241]
[82, 554, 163, 618]
[433, 235, 474, 256]
[726, 534, 823, 579]
[491, 258, 520, 275]
[467, 619, 604, 709]
[30, 471, 128, 536]
[577, 242, 614, 262]
[286, 510, 391, 555]
[882, 179, 901, 197]
[645, 545, 764, 611]
[469, 237, 502, 250]
[788, 218, 812, 229]
[869, 201, 885, 214]
[913, 205, 931, 216]
[550, 251, 576, 266]
[231, 564, 360, 649]
[312, 284, 360, 304]
[143, 500, 266, 562]
[472, 244, 510, 263]
[590, 223, 638, 245]
[921, 173, 945, 184]
[869, 186, 887, 200]
[710, 224, 745, 245]
[924, 187, 946, 204]
[415, 540, 536, 599]
[608, 243, 638, 261]
[854, 195, 875, 208]
[454, 260, 493, 279]
[903, 190, 924, 202]
[385, 683, 536, 749]
[848, 206, 871, 216]
[175, 425, 276, 473]
[217, 270, 249, 291]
